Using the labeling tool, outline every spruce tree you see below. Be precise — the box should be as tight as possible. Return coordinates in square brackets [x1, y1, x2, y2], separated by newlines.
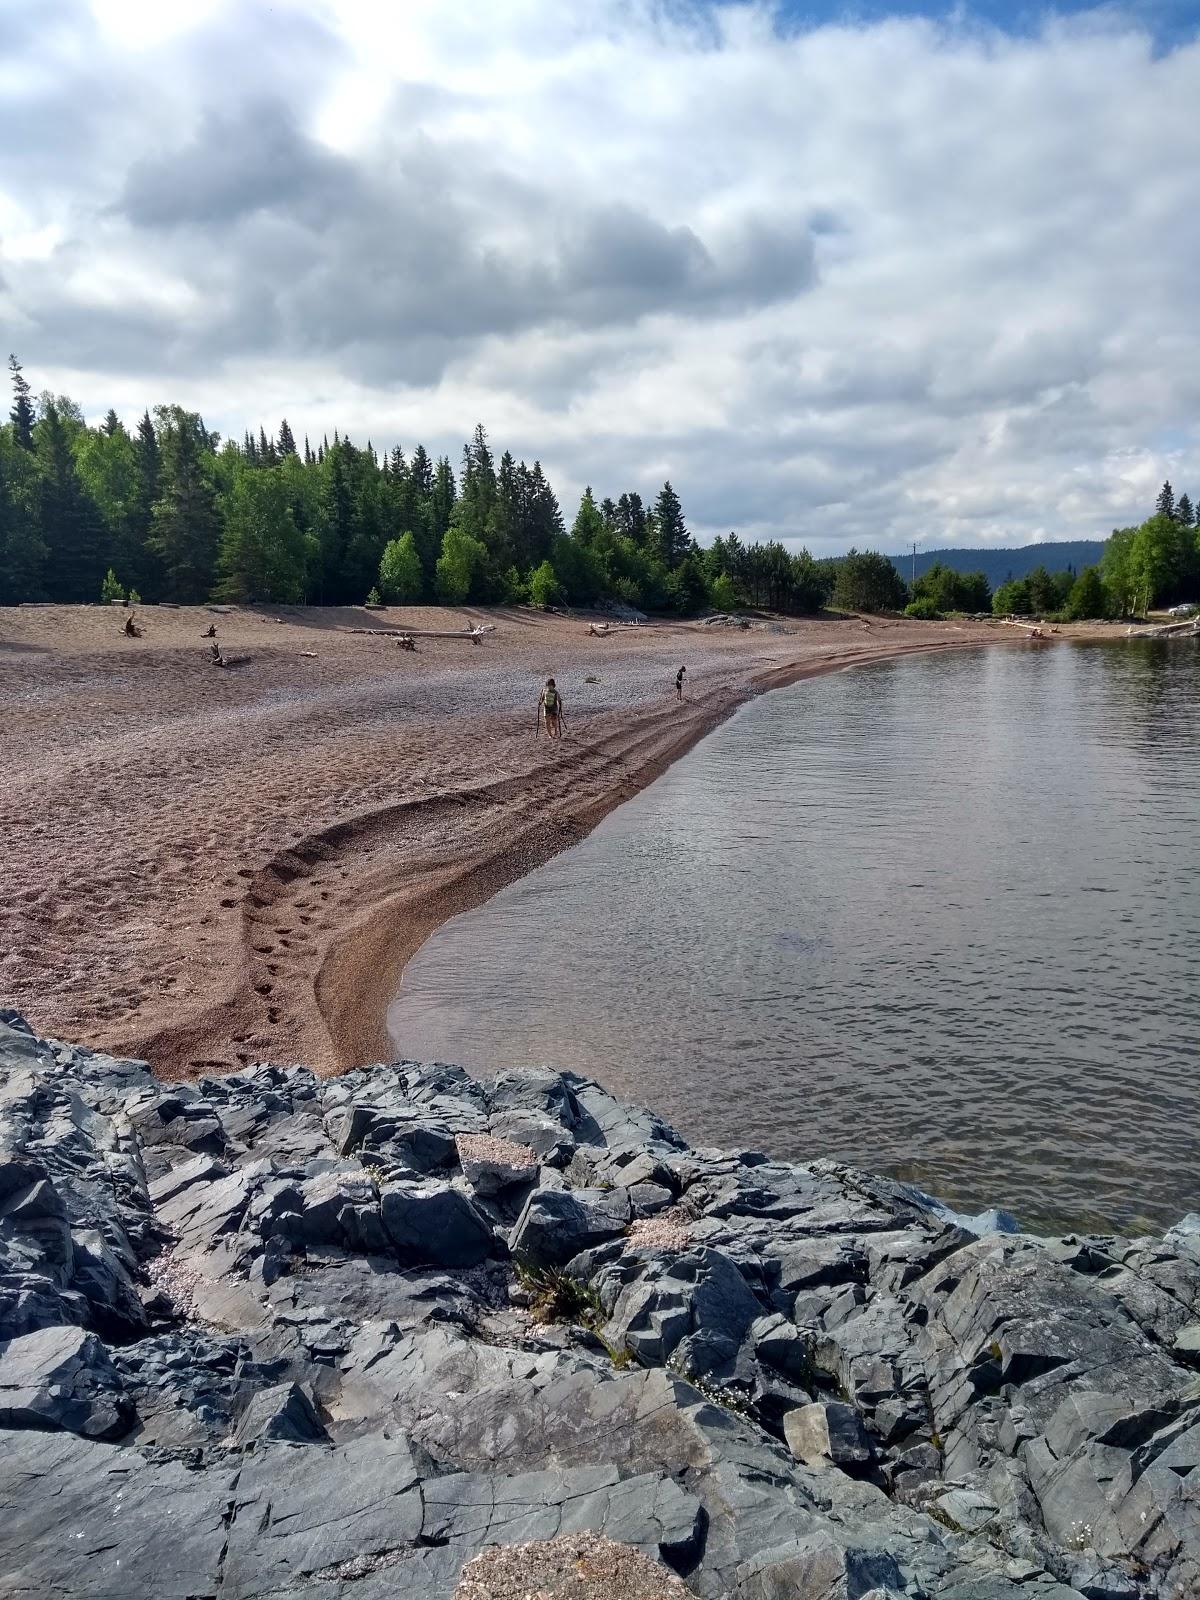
[130, 411, 162, 598]
[148, 410, 220, 601]
[215, 466, 306, 602]
[571, 486, 605, 547]
[615, 491, 647, 545]
[36, 402, 108, 601]
[409, 444, 434, 501]
[9, 354, 35, 450]
[314, 443, 356, 603]
[652, 481, 689, 568]
[1177, 493, 1194, 529]
[277, 418, 297, 457]
[0, 432, 47, 599]
[102, 408, 122, 437]
[1156, 481, 1176, 521]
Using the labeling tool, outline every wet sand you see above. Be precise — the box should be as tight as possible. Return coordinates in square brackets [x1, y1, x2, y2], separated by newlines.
[1, 601, 1011, 1079]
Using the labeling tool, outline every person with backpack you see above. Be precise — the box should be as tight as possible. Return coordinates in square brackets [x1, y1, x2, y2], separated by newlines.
[537, 677, 565, 739]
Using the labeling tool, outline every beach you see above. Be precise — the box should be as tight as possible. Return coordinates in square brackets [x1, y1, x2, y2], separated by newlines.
[2, 602, 1006, 1080]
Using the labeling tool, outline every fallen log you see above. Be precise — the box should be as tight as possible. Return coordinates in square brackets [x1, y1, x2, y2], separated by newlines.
[345, 625, 493, 642]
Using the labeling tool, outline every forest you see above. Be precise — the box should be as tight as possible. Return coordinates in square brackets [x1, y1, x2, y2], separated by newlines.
[0, 356, 1196, 622]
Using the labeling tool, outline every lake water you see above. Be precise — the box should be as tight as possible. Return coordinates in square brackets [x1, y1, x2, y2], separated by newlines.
[388, 640, 1200, 1234]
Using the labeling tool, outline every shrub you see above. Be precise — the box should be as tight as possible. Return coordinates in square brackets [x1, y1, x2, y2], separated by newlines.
[708, 572, 738, 612]
[435, 526, 487, 604]
[904, 596, 943, 620]
[378, 532, 423, 603]
[100, 568, 125, 603]
[529, 559, 565, 610]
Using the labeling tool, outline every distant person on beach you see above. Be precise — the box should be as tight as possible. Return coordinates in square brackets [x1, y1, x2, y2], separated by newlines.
[538, 678, 564, 739]
[676, 665, 686, 702]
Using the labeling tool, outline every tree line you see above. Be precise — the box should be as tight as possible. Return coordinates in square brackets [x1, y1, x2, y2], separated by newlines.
[0, 356, 832, 617]
[1, 356, 1195, 621]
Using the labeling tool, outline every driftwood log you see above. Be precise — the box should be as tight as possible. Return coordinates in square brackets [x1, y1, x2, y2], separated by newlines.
[346, 625, 492, 644]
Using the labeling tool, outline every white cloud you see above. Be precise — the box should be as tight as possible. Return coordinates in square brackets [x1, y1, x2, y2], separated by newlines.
[1, 1, 1198, 551]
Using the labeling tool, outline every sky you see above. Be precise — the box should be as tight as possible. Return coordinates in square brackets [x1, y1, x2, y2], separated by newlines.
[2, 1, 1198, 555]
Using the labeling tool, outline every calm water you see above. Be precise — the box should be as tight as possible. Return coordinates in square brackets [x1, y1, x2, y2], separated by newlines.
[389, 642, 1200, 1234]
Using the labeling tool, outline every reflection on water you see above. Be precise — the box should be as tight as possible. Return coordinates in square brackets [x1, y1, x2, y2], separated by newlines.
[389, 641, 1200, 1233]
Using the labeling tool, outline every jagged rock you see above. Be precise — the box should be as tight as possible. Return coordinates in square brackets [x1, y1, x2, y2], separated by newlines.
[4, 1014, 1200, 1599]
[381, 1179, 495, 1266]
[0, 1324, 131, 1439]
[783, 1401, 873, 1473]
[734, 1531, 906, 1599]
[511, 1185, 632, 1268]
[232, 1380, 329, 1447]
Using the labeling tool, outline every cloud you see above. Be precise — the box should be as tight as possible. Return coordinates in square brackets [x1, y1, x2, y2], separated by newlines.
[1, 0, 1198, 551]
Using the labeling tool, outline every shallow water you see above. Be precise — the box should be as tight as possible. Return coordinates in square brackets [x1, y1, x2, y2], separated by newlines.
[389, 640, 1200, 1234]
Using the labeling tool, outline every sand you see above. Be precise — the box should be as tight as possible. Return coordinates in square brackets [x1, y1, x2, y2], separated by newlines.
[1, 599, 1013, 1081]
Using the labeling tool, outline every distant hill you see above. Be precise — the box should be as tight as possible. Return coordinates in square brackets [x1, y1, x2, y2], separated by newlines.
[886, 541, 1105, 589]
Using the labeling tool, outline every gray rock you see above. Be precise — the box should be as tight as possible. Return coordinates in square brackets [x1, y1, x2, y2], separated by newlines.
[233, 1380, 329, 1446]
[5, 1019, 1200, 1599]
[783, 1400, 873, 1473]
[380, 1180, 495, 1266]
[511, 1184, 631, 1268]
[0, 1324, 131, 1439]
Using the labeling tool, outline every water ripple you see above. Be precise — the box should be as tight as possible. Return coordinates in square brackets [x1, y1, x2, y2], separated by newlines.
[390, 640, 1200, 1234]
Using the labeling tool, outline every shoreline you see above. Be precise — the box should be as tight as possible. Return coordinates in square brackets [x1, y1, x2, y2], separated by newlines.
[0, 606, 1027, 1081]
[353, 634, 985, 1072]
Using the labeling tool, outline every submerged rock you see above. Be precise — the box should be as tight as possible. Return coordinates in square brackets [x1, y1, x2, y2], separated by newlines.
[2, 1013, 1199, 1597]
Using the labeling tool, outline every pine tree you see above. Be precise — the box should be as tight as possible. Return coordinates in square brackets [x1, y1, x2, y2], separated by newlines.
[1156, 481, 1176, 521]
[149, 409, 220, 601]
[652, 481, 689, 568]
[1177, 493, 1194, 529]
[36, 402, 108, 601]
[9, 354, 35, 450]
[277, 418, 297, 457]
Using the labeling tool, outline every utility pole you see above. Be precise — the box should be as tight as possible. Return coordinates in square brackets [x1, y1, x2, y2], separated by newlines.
[911, 542, 919, 590]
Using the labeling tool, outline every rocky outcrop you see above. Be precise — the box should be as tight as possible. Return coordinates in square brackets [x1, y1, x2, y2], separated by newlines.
[1, 1010, 1199, 1597]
